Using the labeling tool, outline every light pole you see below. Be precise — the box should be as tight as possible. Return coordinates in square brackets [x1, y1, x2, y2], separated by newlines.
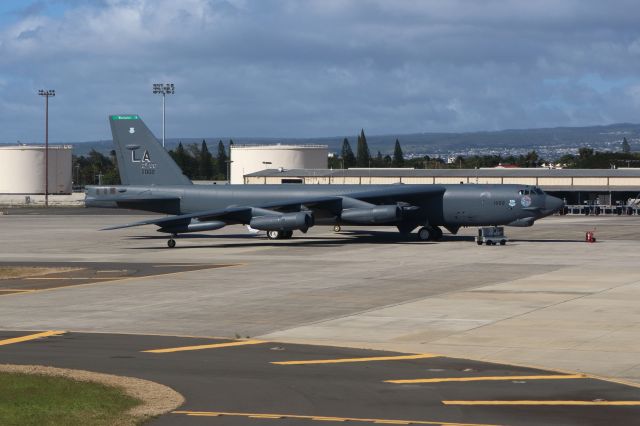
[152, 83, 174, 148]
[38, 89, 55, 207]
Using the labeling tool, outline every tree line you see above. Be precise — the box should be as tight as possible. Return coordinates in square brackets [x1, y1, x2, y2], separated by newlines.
[331, 132, 639, 170]
[71, 140, 231, 186]
[167, 140, 230, 180]
[329, 129, 407, 169]
[71, 133, 638, 187]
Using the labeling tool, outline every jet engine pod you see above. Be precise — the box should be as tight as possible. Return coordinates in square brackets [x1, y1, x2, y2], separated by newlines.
[158, 219, 226, 234]
[340, 205, 401, 224]
[250, 212, 314, 232]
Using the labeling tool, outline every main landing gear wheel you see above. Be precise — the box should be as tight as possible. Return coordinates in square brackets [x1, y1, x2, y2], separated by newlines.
[267, 230, 281, 240]
[268, 230, 293, 239]
[417, 227, 431, 241]
[333, 225, 342, 233]
[432, 226, 443, 241]
[417, 226, 442, 242]
[167, 238, 176, 248]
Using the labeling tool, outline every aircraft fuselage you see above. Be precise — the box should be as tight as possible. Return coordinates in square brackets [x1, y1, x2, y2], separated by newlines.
[86, 183, 563, 230]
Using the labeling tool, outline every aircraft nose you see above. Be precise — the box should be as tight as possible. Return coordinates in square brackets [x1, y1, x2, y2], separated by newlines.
[544, 195, 564, 215]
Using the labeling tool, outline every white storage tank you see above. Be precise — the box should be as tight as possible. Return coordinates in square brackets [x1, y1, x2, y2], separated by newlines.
[230, 144, 328, 184]
[0, 145, 72, 194]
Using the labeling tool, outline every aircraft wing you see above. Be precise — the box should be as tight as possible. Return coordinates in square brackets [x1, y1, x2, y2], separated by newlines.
[102, 185, 444, 231]
[101, 196, 342, 231]
[101, 206, 252, 230]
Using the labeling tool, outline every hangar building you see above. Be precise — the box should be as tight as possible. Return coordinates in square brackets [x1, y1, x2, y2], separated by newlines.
[230, 144, 327, 184]
[0, 145, 72, 194]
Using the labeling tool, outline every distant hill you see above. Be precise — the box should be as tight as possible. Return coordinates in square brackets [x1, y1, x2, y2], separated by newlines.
[4, 122, 640, 159]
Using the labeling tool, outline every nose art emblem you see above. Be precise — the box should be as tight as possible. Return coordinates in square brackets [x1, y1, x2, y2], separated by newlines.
[521, 195, 532, 207]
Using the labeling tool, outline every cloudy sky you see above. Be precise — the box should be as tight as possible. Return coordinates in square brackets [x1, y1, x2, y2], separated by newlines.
[1, 0, 640, 143]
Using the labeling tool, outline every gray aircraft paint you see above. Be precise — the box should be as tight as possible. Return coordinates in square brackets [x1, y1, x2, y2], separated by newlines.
[110, 115, 191, 186]
[86, 115, 564, 238]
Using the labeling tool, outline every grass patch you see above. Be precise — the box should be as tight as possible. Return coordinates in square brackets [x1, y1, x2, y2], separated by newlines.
[0, 372, 142, 425]
[0, 267, 81, 280]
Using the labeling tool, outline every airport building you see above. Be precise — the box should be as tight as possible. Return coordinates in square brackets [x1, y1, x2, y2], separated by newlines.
[230, 144, 328, 184]
[244, 167, 640, 207]
[0, 145, 73, 194]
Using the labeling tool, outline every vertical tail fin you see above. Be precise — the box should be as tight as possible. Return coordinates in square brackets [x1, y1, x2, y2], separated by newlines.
[109, 114, 191, 186]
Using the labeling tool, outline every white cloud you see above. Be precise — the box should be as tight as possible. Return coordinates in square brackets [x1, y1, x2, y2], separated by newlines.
[0, 0, 639, 142]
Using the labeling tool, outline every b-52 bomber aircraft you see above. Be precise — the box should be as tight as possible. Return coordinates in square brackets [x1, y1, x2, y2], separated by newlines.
[85, 115, 564, 247]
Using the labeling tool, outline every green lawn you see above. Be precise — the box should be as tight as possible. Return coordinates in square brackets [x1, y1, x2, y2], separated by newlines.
[0, 372, 142, 425]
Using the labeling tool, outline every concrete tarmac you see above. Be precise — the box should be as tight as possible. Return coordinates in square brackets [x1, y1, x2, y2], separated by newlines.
[1, 211, 640, 393]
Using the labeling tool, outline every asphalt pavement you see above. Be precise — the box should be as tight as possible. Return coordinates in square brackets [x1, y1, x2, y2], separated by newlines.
[0, 330, 639, 425]
[0, 261, 232, 294]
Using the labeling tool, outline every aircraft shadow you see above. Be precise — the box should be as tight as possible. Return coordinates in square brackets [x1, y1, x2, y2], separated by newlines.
[509, 238, 585, 243]
[122, 230, 471, 249]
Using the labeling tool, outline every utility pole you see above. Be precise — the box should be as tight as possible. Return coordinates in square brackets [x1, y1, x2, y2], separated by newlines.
[152, 83, 174, 148]
[38, 89, 55, 207]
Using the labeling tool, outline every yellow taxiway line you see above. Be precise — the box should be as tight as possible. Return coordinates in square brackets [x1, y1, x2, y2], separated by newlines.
[0, 330, 65, 346]
[272, 353, 439, 365]
[142, 339, 264, 353]
[386, 374, 586, 384]
[173, 410, 498, 425]
[443, 400, 640, 406]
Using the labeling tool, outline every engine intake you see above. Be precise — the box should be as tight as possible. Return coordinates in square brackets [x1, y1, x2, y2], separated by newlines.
[250, 212, 314, 232]
[340, 205, 401, 224]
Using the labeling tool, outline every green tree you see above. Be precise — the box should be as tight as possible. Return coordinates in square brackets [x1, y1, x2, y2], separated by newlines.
[392, 139, 404, 167]
[170, 142, 188, 172]
[516, 150, 540, 168]
[341, 138, 356, 168]
[373, 150, 383, 167]
[356, 129, 371, 167]
[622, 137, 631, 154]
[578, 147, 594, 159]
[199, 140, 213, 179]
[69, 149, 120, 185]
[217, 140, 229, 180]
